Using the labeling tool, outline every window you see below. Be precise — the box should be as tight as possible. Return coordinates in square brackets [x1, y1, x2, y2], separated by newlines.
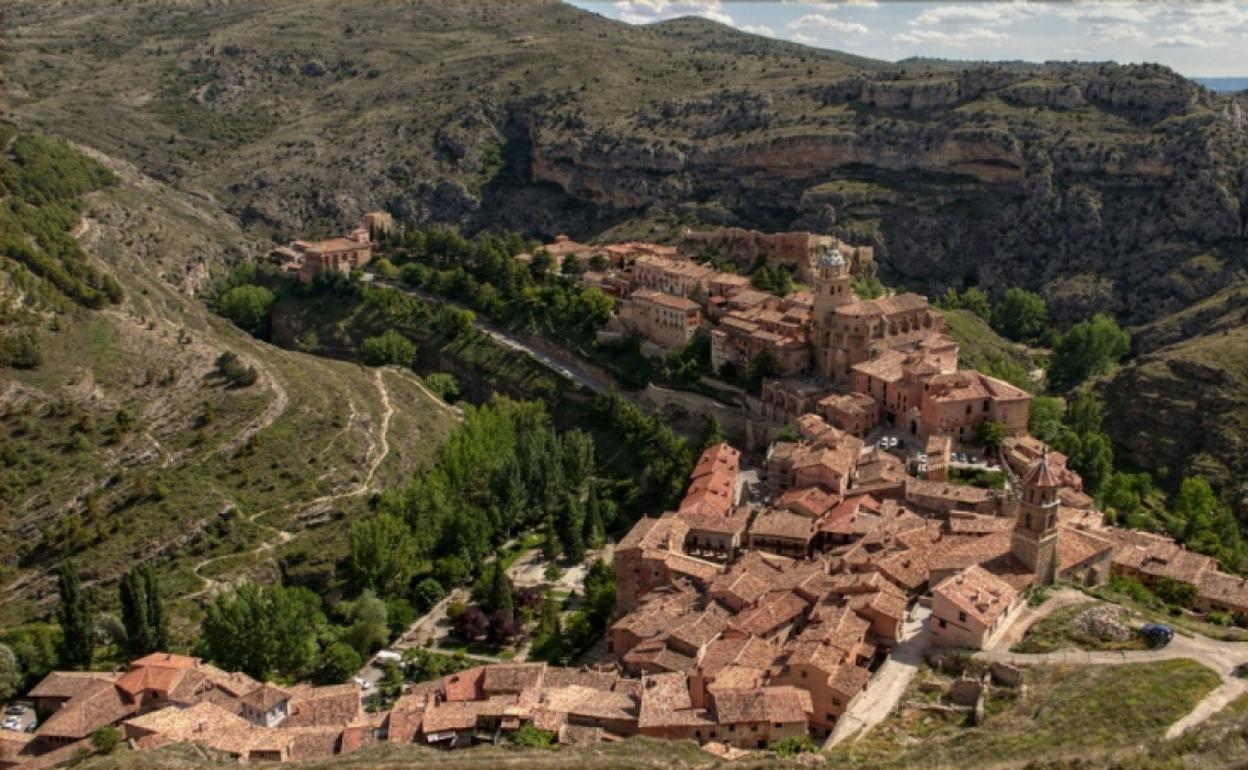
[938, 618, 947, 628]
[958, 611, 967, 623]
[729, 725, 736, 733]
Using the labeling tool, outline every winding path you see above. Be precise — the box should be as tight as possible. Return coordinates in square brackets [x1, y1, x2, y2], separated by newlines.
[187, 367, 398, 599]
[976, 628, 1248, 739]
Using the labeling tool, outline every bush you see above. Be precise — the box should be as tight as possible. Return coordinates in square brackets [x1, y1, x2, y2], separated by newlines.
[411, 577, 445, 613]
[0, 333, 42, 369]
[359, 329, 417, 368]
[91, 725, 120, 754]
[215, 351, 258, 387]
[316, 641, 362, 684]
[424, 372, 460, 403]
[772, 735, 815, 757]
[510, 724, 555, 748]
[217, 284, 275, 336]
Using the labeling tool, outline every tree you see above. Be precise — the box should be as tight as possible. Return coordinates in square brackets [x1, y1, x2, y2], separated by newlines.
[344, 590, 389, 656]
[316, 641, 362, 685]
[1028, 396, 1065, 443]
[217, 284, 275, 336]
[55, 562, 93, 669]
[974, 420, 1007, 454]
[529, 250, 554, 281]
[372, 257, 400, 280]
[991, 288, 1048, 341]
[424, 372, 460, 403]
[119, 568, 151, 656]
[412, 577, 445, 613]
[143, 566, 168, 652]
[359, 329, 417, 368]
[558, 494, 586, 563]
[583, 481, 605, 550]
[453, 606, 488, 641]
[540, 513, 560, 561]
[939, 287, 990, 319]
[475, 563, 514, 616]
[560, 430, 595, 492]
[198, 582, 325, 680]
[487, 610, 520, 644]
[348, 513, 416, 597]
[560, 253, 583, 280]
[91, 725, 121, 754]
[1049, 314, 1130, 391]
[0, 644, 21, 702]
[745, 350, 779, 394]
[1175, 477, 1218, 541]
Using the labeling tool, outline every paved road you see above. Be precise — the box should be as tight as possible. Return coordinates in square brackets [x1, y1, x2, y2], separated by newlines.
[976, 626, 1248, 739]
[826, 604, 932, 748]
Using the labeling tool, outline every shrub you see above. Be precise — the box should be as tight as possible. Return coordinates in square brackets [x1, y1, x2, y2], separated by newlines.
[216, 284, 275, 336]
[91, 725, 120, 754]
[359, 329, 417, 368]
[0, 333, 42, 369]
[772, 735, 815, 757]
[511, 724, 555, 748]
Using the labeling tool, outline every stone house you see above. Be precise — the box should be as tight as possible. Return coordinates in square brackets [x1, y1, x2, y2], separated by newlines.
[929, 565, 1023, 649]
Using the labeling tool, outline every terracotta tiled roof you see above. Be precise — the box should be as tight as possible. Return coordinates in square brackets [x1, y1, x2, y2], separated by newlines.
[728, 590, 809, 637]
[631, 288, 701, 312]
[1197, 570, 1248, 610]
[637, 672, 711, 729]
[540, 685, 637, 722]
[241, 683, 291, 712]
[750, 509, 817, 542]
[932, 565, 1019, 628]
[712, 686, 811, 725]
[386, 692, 428, 744]
[699, 637, 777, 677]
[283, 684, 362, 728]
[1022, 450, 1063, 488]
[623, 638, 697, 674]
[36, 679, 132, 740]
[1056, 525, 1114, 572]
[836, 293, 930, 318]
[927, 532, 1014, 573]
[692, 443, 740, 479]
[905, 478, 997, 506]
[482, 664, 545, 696]
[27, 671, 116, 700]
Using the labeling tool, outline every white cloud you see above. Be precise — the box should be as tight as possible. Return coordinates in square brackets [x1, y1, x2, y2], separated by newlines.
[1054, 3, 1159, 25]
[789, 32, 819, 45]
[782, 0, 878, 6]
[788, 13, 869, 35]
[740, 24, 777, 37]
[1154, 34, 1214, 48]
[613, 0, 733, 26]
[894, 27, 1009, 46]
[1088, 22, 1148, 43]
[908, 2, 1037, 28]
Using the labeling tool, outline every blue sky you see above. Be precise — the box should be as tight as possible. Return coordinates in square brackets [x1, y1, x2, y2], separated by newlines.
[566, 1, 1248, 77]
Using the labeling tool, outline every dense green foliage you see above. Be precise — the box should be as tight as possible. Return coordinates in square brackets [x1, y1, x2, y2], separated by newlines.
[1049, 313, 1130, 390]
[529, 558, 615, 663]
[1052, 391, 1115, 493]
[118, 564, 168, 657]
[369, 397, 602, 602]
[198, 581, 326, 681]
[0, 132, 121, 316]
[55, 561, 93, 669]
[937, 286, 990, 319]
[991, 288, 1049, 342]
[359, 329, 418, 368]
[382, 227, 613, 340]
[216, 284, 275, 336]
[0, 644, 20, 702]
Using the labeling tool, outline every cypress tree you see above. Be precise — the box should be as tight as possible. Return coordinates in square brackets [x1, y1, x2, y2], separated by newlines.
[487, 564, 514, 616]
[56, 561, 93, 669]
[118, 569, 151, 656]
[559, 493, 586, 563]
[583, 481, 605, 550]
[541, 513, 560, 561]
[143, 565, 169, 652]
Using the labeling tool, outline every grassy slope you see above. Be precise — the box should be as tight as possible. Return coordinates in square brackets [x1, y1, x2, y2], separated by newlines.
[829, 660, 1221, 768]
[0, 150, 459, 636]
[942, 308, 1035, 375]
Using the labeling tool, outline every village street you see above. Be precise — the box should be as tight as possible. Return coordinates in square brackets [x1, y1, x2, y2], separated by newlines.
[825, 604, 932, 748]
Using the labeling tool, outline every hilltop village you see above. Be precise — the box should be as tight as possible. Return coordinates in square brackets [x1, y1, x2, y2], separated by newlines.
[6, 227, 1248, 767]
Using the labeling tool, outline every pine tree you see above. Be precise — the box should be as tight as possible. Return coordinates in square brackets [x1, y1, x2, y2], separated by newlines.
[118, 569, 151, 656]
[541, 513, 560, 561]
[56, 562, 93, 669]
[143, 565, 169, 652]
[485, 563, 514, 616]
[583, 481, 605, 550]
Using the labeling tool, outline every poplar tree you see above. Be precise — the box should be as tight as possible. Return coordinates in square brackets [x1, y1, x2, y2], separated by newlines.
[583, 481, 605, 550]
[119, 569, 151, 655]
[56, 562, 93, 669]
[143, 565, 169, 652]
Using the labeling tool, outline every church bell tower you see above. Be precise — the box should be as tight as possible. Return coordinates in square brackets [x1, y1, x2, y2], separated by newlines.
[1010, 448, 1061, 585]
[812, 245, 853, 380]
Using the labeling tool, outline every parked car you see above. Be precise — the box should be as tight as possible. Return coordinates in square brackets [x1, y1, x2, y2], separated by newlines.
[1141, 623, 1174, 647]
[352, 676, 373, 690]
[956, 453, 968, 464]
[2, 717, 20, 731]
